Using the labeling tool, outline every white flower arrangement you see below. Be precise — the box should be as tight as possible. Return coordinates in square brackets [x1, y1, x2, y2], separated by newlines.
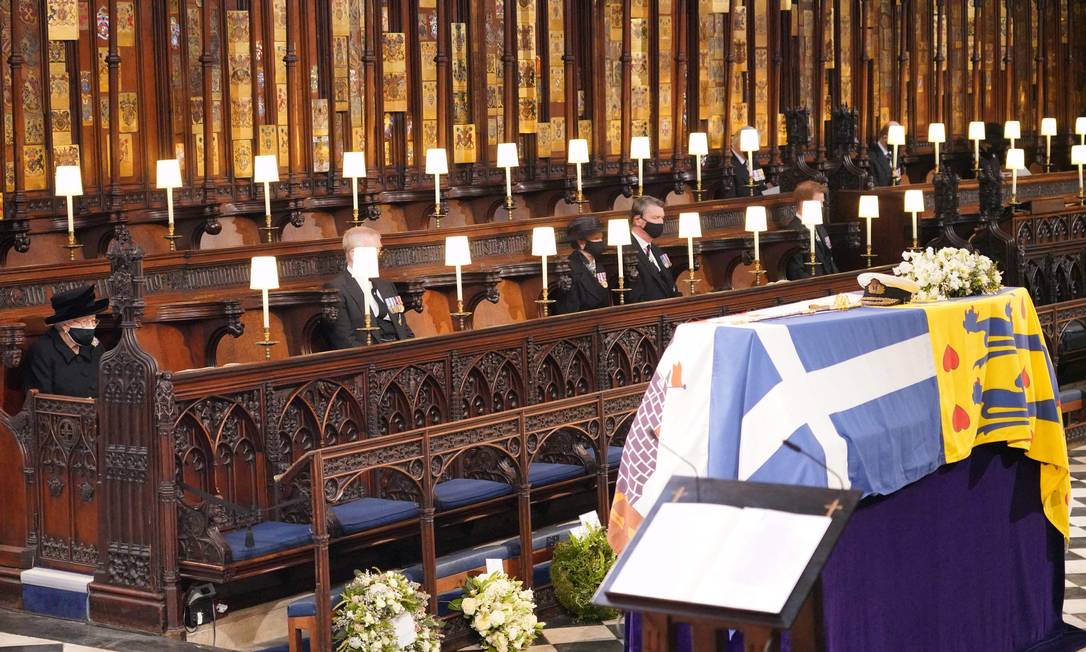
[333, 569, 442, 652]
[892, 247, 1002, 301]
[450, 571, 545, 652]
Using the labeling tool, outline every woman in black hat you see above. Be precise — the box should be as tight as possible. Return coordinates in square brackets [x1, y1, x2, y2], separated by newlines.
[24, 285, 109, 398]
[553, 216, 613, 315]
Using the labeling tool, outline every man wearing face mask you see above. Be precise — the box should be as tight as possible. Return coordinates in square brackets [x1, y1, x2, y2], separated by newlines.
[24, 285, 109, 398]
[627, 196, 681, 303]
[554, 216, 613, 315]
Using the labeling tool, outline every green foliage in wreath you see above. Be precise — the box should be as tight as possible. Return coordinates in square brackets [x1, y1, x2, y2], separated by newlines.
[549, 525, 620, 622]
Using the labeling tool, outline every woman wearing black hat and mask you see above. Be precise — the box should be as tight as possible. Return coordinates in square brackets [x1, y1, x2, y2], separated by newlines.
[554, 216, 613, 315]
[24, 285, 109, 398]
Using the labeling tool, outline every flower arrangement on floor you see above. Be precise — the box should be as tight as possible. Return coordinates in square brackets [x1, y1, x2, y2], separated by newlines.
[893, 247, 1002, 301]
[550, 525, 620, 622]
[333, 569, 442, 652]
[450, 570, 545, 652]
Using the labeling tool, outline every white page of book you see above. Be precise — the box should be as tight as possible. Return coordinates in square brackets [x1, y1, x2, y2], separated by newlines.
[609, 502, 832, 614]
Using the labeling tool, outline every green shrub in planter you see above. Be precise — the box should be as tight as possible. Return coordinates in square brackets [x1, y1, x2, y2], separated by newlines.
[549, 526, 620, 622]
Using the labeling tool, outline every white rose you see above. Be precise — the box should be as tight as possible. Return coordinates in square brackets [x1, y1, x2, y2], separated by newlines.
[461, 597, 478, 615]
[490, 608, 506, 626]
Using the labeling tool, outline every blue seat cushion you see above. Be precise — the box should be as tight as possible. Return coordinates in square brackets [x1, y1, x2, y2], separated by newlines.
[401, 540, 510, 583]
[288, 583, 347, 618]
[224, 521, 312, 563]
[330, 497, 419, 535]
[501, 520, 579, 557]
[433, 478, 512, 510]
[608, 445, 624, 467]
[528, 462, 583, 486]
[1060, 388, 1083, 406]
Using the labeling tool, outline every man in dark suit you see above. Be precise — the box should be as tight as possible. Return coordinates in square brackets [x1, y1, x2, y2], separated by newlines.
[979, 121, 1008, 183]
[325, 226, 414, 348]
[869, 122, 903, 187]
[778, 180, 839, 280]
[728, 130, 771, 198]
[627, 196, 681, 303]
[554, 216, 613, 315]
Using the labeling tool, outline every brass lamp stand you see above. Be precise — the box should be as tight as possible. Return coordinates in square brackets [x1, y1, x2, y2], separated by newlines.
[256, 328, 278, 360]
[535, 288, 555, 318]
[450, 300, 473, 331]
[357, 312, 380, 346]
[749, 259, 766, 286]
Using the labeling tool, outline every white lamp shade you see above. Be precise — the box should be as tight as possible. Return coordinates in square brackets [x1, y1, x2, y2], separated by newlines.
[927, 122, 946, 144]
[343, 151, 367, 178]
[800, 200, 823, 226]
[444, 235, 472, 266]
[350, 246, 380, 280]
[250, 256, 280, 290]
[1005, 148, 1025, 170]
[1004, 120, 1021, 140]
[567, 139, 589, 164]
[254, 154, 279, 183]
[858, 195, 880, 219]
[678, 212, 702, 239]
[739, 126, 760, 153]
[1077, 117, 1086, 136]
[744, 206, 767, 232]
[607, 218, 632, 247]
[887, 124, 906, 146]
[1072, 145, 1086, 166]
[630, 136, 651, 160]
[531, 226, 557, 257]
[688, 132, 709, 156]
[903, 189, 925, 213]
[1041, 118, 1058, 137]
[156, 159, 182, 189]
[425, 148, 448, 175]
[967, 121, 986, 141]
[55, 165, 83, 196]
[496, 142, 519, 168]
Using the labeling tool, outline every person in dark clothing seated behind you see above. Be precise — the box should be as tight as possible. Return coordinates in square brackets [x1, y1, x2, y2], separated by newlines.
[869, 121, 904, 187]
[24, 285, 108, 398]
[627, 196, 682, 303]
[554, 216, 613, 315]
[325, 226, 414, 348]
[978, 121, 1009, 183]
[779, 180, 839, 280]
[728, 130, 774, 197]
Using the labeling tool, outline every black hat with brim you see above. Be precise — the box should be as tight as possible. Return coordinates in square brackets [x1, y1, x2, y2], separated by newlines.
[566, 216, 603, 243]
[45, 285, 109, 325]
[857, 272, 920, 307]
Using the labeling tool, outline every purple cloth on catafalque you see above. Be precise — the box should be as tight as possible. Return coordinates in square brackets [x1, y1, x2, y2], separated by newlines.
[624, 444, 1086, 652]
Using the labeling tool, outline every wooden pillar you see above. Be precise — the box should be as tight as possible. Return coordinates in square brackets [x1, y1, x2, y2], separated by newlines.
[502, 0, 517, 144]
[285, 0, 299, 193]
[812, 0, 827, 160]
[421, 435, 438, 613]
[971, 0, 982, 121]
[435, 0, 450, 149]
[109, 0, 122, 211]
[364, 0, 379, 179]
[310, 456, 333, 652]
[326, 1, 339, 189]
[8, 0, 27, 220]
[768, 0, 783, 168]
[620, 0, 632, 162]
[200, 0, 214, 200]
[673, 0, 688, 169]
[563, 0, 577, 143]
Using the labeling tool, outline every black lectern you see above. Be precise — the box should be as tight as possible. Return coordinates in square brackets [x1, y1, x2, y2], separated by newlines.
[594, 476, 860, 652]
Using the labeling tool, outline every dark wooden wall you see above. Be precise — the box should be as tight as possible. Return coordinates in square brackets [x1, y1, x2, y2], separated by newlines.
[0, 0, 1083, 263]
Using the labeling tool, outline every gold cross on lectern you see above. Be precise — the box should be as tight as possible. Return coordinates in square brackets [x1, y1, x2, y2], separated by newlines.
[671, 486, 687, 501]
[824, 498, 843, 517]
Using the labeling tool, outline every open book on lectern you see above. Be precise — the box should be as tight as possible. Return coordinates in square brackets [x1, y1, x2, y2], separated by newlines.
[596, 476, 859, 628]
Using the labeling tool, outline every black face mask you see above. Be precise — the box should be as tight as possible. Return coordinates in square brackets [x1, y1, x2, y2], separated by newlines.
[642, 221, 665, 239]
[583, 240, 606, 258]
[68, 328, 96, 347]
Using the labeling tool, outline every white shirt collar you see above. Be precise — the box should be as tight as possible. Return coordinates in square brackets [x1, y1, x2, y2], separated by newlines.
[632, 232, 653, 252]
[732, 149, 745, 165]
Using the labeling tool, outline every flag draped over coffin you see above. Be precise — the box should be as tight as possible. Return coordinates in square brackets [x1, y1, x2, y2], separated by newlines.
[608, 288, 1070, 552]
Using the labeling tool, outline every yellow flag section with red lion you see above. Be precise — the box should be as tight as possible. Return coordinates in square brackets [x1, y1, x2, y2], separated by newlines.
[922, 288, 1069, 538]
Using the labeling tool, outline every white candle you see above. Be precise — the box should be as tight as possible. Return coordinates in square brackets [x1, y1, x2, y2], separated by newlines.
[261, 288, 270, 329]
[455, 264, 463, 303]
[892, 143, 899, 173]
[66, 194, 74, 235]
[541, 255, 548, 291]
[753, 230, 760, 261]
[1046, 136, 1052, 168]
[973, 140, 980, 169]
[809, 223, 816, 255]
[747, 157, 754, 183]
[166, 187, 174, 228]
[575, 162, 582, 194]
[934, 141, 940, 168]
[617, 245, 624, 279]
[637, 158, 644, 191]
[686, 237, 694, 277]
[263, 181, 271, 219]
[351, 176, 359, 212]
[866, 217, 873, 249]
[1012, 167, 1018, 198]
[911, 211, 918, 243]
[504, 167, 512, 203]
[695, 154, 702, 187]
[434, 173, 441, 208]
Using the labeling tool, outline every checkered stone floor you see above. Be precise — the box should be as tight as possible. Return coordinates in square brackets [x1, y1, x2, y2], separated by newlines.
[1064, 446, 1086, 630]
[519, 446, 1086, 649]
